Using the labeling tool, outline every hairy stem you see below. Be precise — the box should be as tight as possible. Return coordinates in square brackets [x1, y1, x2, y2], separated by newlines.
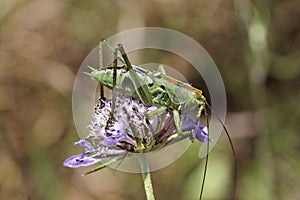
[139, 153, 155, 200]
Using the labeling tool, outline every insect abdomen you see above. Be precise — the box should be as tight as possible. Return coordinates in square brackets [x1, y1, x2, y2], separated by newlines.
[90, 68, 127, 90]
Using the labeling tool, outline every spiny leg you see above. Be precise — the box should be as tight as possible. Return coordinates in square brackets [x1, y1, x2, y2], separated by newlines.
[98, 40, 105, 107]
[110, 47, 118, 118]
[196, 100, 206, 119]
[107, 47, 118, 126]
[117, 43, 153, 106]
[102, 41, 152, 106]
[146, 106, 167, 119]
[116, 43, 133, 71]
[173, 109, 183, 135]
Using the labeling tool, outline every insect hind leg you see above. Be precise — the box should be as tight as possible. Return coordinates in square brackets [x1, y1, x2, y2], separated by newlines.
[106, 46, 118, 126]
[117, 43, 153, 106]
[98, 40, 106, 107]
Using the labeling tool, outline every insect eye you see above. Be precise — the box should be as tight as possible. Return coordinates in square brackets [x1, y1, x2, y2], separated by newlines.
[160, 85, 166, 90]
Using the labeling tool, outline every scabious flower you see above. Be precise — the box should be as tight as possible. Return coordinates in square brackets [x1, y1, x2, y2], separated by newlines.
[64, 95, 209, 168]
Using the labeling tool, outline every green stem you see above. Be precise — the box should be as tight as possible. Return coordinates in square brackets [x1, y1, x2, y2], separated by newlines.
[139, 153, 155, 200]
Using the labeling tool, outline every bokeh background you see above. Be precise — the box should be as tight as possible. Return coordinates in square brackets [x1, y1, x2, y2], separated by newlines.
[1, 0, 299, 199]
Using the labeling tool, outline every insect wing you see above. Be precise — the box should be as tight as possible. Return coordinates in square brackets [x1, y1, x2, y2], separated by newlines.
[164, 81, 190, 105]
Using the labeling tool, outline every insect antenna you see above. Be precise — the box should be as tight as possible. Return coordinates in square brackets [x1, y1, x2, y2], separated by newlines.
[205, 102, 237, 199]
[199, 107, 209, 200]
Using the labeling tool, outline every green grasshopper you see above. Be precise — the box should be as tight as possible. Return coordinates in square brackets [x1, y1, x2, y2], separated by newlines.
[86, 40, 237, 199]
[88, 41, 207, 137]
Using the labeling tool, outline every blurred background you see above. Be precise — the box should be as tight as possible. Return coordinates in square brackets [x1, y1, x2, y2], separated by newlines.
[0, 0, 299, 199]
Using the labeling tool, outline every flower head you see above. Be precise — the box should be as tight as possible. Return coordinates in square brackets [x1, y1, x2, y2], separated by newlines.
[64, 95, 210, 168]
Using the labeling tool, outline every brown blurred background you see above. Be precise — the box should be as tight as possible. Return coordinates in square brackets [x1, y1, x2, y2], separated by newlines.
[0, 0, 299, 199]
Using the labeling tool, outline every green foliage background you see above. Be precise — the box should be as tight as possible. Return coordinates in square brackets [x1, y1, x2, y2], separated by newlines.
[0, 0, 299, 199]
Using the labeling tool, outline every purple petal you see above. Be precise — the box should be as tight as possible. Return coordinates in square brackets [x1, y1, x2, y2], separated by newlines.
[75, 140, 94, 151]
[63, 152, 99, 168]
[194, 123, 211, 143]
[102, 134, 125, 147]
[120, 135, 136, 146]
